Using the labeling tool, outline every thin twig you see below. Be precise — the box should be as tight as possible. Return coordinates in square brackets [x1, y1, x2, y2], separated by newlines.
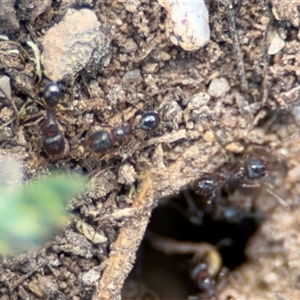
[10, 260, 47, 291]
[227, 0, 248, 92]
[261, 4, 273, 106]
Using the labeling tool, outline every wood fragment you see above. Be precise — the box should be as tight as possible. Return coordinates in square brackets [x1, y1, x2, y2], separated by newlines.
[92, 171, 155, 300]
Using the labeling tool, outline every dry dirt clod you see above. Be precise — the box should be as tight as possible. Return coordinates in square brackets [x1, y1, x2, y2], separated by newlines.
[81, 268, 101, 285]
[271, 0, 300, 27]
[117, 163, 137, 185]
[55, 230, 93, 259]
[41, 8, 110, 81]
[0, 0, 19, 34]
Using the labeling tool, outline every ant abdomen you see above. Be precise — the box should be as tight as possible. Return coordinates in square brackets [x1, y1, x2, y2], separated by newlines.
[41, 110, 65, 157]
[88, 130, 114, 154]
[42, 132, 65, 157]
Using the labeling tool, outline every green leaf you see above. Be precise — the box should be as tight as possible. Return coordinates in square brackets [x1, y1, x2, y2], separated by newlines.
[0, 174, 85, 255]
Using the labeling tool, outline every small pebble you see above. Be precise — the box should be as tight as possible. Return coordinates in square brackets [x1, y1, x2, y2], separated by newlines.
[188, 92, 211, 109]
[81, 269, 101, 285]
[207, 78, 230, 98]
[0, 75, 11, 98]
[122, 69, 142, 82]
[268, 32, 285, 55]
[0, 0, 19, 34]
[158, 0, 210, 51]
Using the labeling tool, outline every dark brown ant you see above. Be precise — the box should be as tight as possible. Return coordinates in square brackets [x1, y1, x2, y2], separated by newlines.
[87, 111, 160, 154]
[41, 83, 66, 157]
[186, 156, 289, 224]
[172, 157, 267, 224]
[41, 84, 161, 159]
[192, 157, 267, 200]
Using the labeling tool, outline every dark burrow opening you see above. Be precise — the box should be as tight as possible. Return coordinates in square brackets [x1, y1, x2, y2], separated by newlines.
[124, 190, 260, 299]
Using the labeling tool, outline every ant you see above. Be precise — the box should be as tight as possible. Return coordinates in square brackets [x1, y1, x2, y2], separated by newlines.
[38, 82, 162, 159]
[185, 155, 289, 224]
[41, 83, 65, 157]
[87, 111, 161, 154]
[147, 232, 228, 300]
[192, 156, 266, 200]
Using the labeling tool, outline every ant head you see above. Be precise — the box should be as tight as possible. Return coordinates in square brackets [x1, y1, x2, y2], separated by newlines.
[244, 157, 266, 180]
[139, 112, 160, 131]
[192, 174, 219, 197]
[43, 82, 61, 107]
[88, 130, 113, 153]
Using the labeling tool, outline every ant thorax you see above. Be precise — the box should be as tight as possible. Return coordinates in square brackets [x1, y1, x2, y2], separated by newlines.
[110, 123, 132, 143]
[42, 109, 59, 136]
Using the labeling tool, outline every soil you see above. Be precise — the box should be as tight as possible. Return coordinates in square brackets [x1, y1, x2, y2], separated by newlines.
[1, 0, 300, 299]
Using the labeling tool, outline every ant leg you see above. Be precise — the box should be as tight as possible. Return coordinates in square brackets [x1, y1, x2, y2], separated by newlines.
[147, 231, 216, 255]
[183, 189, 205, 225]
[266, 187, 290, 210]
[241, 182, 290, 210]
[165, 192, 204, 226]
